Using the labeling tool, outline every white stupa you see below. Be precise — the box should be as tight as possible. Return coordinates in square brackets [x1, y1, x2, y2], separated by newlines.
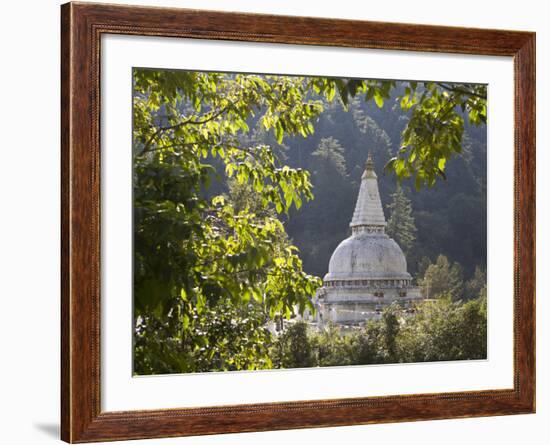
[314, 153, 422, 325]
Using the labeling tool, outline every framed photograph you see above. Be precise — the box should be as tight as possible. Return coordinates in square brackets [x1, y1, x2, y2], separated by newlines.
[61, 2, 535, 442]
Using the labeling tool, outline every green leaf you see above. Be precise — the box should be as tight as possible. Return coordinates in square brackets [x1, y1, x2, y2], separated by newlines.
[275, 120, 284, 144]
[326, 83, 336, 101]
[182, 313, 190, 330]
[374, 91, 384, 108]
[212, 195, 225, 206]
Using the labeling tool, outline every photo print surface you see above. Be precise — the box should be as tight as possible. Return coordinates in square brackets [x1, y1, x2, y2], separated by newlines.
[132, 69, 487, 375]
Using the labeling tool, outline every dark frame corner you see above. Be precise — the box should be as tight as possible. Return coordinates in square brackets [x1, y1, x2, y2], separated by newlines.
[61, 2, 535, 442]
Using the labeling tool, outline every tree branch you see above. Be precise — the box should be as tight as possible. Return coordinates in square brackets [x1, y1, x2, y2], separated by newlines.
[141, 104, 231, 154]
[436, 83, 486, 100]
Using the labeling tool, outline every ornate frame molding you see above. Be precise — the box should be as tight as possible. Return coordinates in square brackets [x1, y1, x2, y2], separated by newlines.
[61, 2, 535, 442]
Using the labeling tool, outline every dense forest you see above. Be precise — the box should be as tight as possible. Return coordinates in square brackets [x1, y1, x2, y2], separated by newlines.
[132, 70, 487, 374]
[243, 93, 488, 282]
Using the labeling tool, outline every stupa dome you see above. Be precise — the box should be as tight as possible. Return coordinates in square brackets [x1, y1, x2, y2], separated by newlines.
[324, 233, 411, 281]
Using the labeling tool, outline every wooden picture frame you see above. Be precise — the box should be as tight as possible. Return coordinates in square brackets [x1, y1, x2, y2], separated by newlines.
[61, 2, 535, 442]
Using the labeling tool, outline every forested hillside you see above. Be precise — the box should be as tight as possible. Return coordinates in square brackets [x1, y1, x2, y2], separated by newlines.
[265, 91, 488, 282]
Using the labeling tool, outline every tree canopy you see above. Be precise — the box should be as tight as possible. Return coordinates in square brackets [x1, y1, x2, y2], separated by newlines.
[272, 296, 487, 369]
[133, 71, 324, 373]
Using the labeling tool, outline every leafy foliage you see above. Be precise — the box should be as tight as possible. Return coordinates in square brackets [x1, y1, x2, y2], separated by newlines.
[419, 254, 464, 300]
[309, 78, 486, 188]
[396, 296, 487, 362]
[133, 70, 325, 374]
[465, 266, 488, 300]
[271, 321, 317, 368]
[271, 296, 487, 369]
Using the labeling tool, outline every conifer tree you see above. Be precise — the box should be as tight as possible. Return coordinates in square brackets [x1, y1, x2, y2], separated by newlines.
[386, 184, 417, 256]
[464, 266, 487, 300]
[311, 137, 347, 177]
